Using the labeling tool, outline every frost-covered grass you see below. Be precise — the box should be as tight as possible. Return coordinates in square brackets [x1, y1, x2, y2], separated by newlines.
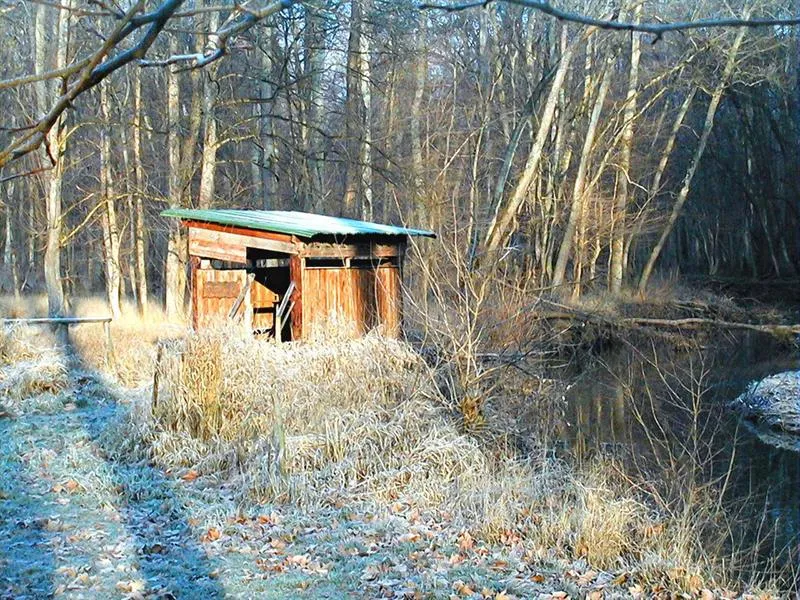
[0, 311, 791, 598]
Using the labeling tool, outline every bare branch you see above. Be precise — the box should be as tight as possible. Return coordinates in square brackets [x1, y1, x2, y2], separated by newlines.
[419, 0, 800, 39]
[0, 0, 298, 169]
[141, 0, 296, 70]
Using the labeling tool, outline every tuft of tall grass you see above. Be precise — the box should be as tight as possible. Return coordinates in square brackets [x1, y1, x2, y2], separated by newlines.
[0, 324, 70, 415]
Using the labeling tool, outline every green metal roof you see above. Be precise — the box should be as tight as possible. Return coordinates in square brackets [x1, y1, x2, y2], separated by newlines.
[161, 208, 436, 239]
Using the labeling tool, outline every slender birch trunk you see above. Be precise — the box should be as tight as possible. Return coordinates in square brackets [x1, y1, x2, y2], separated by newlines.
[198, 12, 220, 210]
[358, 5, 373, 220]
[342, 0, 363, 216]
[131, 67, 149, 316]
[484, 26, 579, 256]
[35, 1, 69, 317]
[552, 48, 614, 288]
[165, 34, 185, 320]
[99, 81, 122, 318]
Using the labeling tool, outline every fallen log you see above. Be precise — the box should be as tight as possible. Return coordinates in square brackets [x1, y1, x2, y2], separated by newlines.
[535, 312, 800, 338]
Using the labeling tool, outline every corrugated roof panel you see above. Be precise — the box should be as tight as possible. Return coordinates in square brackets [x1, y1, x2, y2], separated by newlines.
[161, 209, 436, 239]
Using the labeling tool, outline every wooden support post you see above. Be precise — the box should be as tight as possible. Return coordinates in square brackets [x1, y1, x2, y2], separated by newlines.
[151, 343, 163, 415]
[189, 256, 201, 330]
[103, 320, 116, 371]
[289, 255, 304, 340]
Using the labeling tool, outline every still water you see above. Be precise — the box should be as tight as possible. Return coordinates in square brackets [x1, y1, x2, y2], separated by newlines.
[558, 330, 800, 576]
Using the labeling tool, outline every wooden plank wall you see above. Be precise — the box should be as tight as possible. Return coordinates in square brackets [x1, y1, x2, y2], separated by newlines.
[193, 268, 251, 329]
[302, 264, 401, 338]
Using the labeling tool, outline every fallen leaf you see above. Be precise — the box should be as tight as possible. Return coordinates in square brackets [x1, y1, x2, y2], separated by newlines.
[531, 574, 545, 583]
[181, 470, 199, 482]
[457, 530, 474, 551]
[258, 513, 281, 525]
[201, 527, 221, 542]
[398, 532, 421, 544]
[453, 580, 474, 596]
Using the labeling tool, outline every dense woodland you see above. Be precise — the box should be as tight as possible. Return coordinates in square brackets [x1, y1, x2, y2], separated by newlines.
[0, 0, 798, 318]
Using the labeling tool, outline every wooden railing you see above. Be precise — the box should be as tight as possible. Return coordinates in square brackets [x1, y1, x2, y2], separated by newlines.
[2, 316, 115, 368]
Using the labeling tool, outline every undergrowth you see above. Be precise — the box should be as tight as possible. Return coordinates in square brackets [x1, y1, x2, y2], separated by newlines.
[101, 327, 777, 594]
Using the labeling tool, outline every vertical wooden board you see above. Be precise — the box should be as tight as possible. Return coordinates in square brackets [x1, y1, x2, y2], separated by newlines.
[190, 257, 200, 330]
[195, 269, 250, 329]
[376, 266, 401, 337]
[251, 278, 278, 331]
[289, 255, 304, 340]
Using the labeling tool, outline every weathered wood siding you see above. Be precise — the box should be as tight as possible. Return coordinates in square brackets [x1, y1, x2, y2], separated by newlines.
[192, 267, 251, 329]
[301, 263, 401, 338]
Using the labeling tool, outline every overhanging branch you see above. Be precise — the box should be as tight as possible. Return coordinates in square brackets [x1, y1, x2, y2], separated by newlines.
[419, 0, 800, 39]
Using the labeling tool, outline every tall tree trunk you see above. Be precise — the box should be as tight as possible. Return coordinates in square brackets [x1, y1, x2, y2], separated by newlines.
[254, 29, 277, 209]
[304, 6, 324, 208]
[165, 34, 186, 320]
[3, 180, 20, 300]
[342, 0, 363, 216]
[359, 4, 373, 220]
[609, 3, 642, 294]
[198, 12, 220, 210]
[409, 11, 427, 196]
[638, 25, 748, 293]
[131, 67, 149, 316]
[100, 81, 122, 318]
[552, 48, 614, 288]
[35, 1, 69, 317]
[484, 26, 579, 256]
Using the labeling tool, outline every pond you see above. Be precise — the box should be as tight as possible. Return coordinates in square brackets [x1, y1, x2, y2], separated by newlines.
[558, 329, 800, 580]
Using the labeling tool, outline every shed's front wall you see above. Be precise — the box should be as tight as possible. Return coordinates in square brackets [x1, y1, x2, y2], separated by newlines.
[301, 262, 401, 339]
[184, 220, 406, 340]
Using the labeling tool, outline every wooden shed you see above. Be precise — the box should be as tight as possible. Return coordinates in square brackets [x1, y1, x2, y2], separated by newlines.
[161, 209, 435, 340]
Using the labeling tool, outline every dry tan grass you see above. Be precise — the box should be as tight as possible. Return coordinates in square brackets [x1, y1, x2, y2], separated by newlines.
[0, 324, 70, 415]
[100, 326, 757, 593]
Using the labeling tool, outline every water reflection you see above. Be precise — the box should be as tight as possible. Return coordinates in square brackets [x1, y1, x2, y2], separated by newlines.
[559, 330, 800, 574]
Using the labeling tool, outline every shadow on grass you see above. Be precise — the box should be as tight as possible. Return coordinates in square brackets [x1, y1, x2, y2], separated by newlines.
[0, 414, 57, 598]
[0, 329, 227, 599]
[65, 330, 225, 598]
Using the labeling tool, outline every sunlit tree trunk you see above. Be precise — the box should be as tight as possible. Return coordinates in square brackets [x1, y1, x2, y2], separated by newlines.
[165, 34, 186, 321]
[35, 1, 69, 317]
[99, 81, 122, 318]
[131, 67, 149, 316]
[553, 50, 614, 290]
[198, 12, 220, 210]
[342, 0, 363, 216]
[359, 7, 373, 220]
[484, 26, 578, 256]
[609, 2, 642, 294]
